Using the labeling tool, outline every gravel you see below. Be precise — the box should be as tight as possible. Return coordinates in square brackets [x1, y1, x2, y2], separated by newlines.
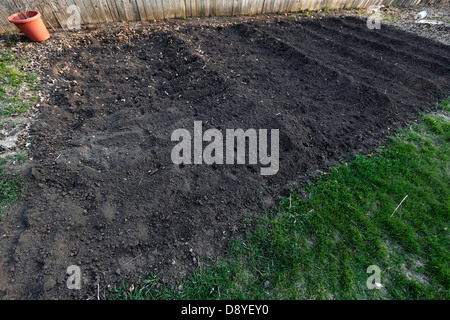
[374, 4, 450, 46]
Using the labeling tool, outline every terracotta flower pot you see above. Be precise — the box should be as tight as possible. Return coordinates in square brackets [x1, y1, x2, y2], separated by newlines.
[8, 10, 50, 42]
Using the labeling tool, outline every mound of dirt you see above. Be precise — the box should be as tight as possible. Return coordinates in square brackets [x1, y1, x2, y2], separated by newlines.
[0, 16, 449, 299]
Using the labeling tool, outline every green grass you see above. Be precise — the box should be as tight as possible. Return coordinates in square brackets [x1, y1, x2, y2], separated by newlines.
[0, 158, 22, 218]
[0, 49, 39, 116]
[0, 45, 32, 217]
[382, 14, 400, 22]
[113, 98, 449, 300]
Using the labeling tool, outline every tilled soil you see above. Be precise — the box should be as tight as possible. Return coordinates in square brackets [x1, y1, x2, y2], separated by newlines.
[0, 15, 449, 299]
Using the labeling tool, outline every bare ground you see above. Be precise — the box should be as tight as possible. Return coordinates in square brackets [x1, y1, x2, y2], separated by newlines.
[0, 8, 449, 299]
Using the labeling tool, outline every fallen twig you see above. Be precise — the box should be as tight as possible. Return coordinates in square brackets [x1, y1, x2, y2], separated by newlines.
[124, 254, 143, 266]
[390, 195, 408, 218]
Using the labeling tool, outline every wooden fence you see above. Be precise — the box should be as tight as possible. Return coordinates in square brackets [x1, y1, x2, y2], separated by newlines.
[0, 0, 447, 34]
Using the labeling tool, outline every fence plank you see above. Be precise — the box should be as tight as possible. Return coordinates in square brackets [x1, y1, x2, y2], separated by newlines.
[0, 23, 6, 34]
[214, 0, 233, 16]
[148, 0, 164, 19]
[283, 0, 296, 13]
[233, 0, 243, 15]
[0, 0, 448, 34]
[185, 0, 192, 16]
[251, 0, 262, 15]
[0, 0, 16, 36]
[242, 0, 253, 15]
[85, 0, 106, 23]
[92, 0, 114, 22]
[263, 0, 278, 14]
[70, 0, 95, 24]
[136, 0, 149, 20]
[272, 0, 285, 13]
[0, 1, 15, 34]
[96, 0, 120, 22]
[47, 0, 70, 29]
[3, 0, 18, 15]
[190, 0, 201, 17]
[86, 0, 105, 23]
[174, 0, 186, 17]
[57, 0, 82, 28]
[162, 0, 175, 18]
[200, 0, 211, 17]
[31, 0, 59, 31]
[114, 0, 139, 21]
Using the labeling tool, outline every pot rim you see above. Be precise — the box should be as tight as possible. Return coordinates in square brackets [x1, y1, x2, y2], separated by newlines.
[8, 10, 41, 24]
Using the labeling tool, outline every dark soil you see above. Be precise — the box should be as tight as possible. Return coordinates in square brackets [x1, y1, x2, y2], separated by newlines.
[0, 15, 449, 299]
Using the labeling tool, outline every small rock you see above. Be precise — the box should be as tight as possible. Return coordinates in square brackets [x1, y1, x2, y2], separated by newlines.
[264, 281, 270, 289]
[44, 279, 56, 292]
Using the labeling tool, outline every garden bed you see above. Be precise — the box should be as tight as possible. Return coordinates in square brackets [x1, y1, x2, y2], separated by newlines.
[0, 11, 449, 299]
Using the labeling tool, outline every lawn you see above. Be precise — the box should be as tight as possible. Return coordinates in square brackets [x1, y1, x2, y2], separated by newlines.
[0, 155, 23, 218]
[0, 48, 39, 116]
[0, 46, 35, 217]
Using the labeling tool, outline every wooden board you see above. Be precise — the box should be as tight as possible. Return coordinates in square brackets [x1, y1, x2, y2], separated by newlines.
[0, 0, 18, 34]
[249, 0, 266, 15]
[114, 0, 139, 22]
[94, 0, 120, 23]
[162, 0, 175, 18]
[193, 0, 211, 17]
[0, 0, 447, 34]
[34, 0, 60, 31]
[51, 0, 85, 29]
[175, 0, 186, 18]
[71, 0, 95, 24]
[83, 0, 106, 23]
[148, 0, 164, 20]
[137, 0, 155, 20]
[214, 0, 233, 16]
[135, 0, 149, 20]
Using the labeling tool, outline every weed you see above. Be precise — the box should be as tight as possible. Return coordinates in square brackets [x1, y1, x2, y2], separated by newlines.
[383, 14, 400, 22]
[0, 49, 39, 116]
[0, 160, 21, 218]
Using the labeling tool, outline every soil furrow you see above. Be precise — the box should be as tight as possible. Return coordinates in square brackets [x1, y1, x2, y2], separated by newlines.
[299, 19, 450, 82]
[262, 20, 444, 104]
[327, 16, 450, 66]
